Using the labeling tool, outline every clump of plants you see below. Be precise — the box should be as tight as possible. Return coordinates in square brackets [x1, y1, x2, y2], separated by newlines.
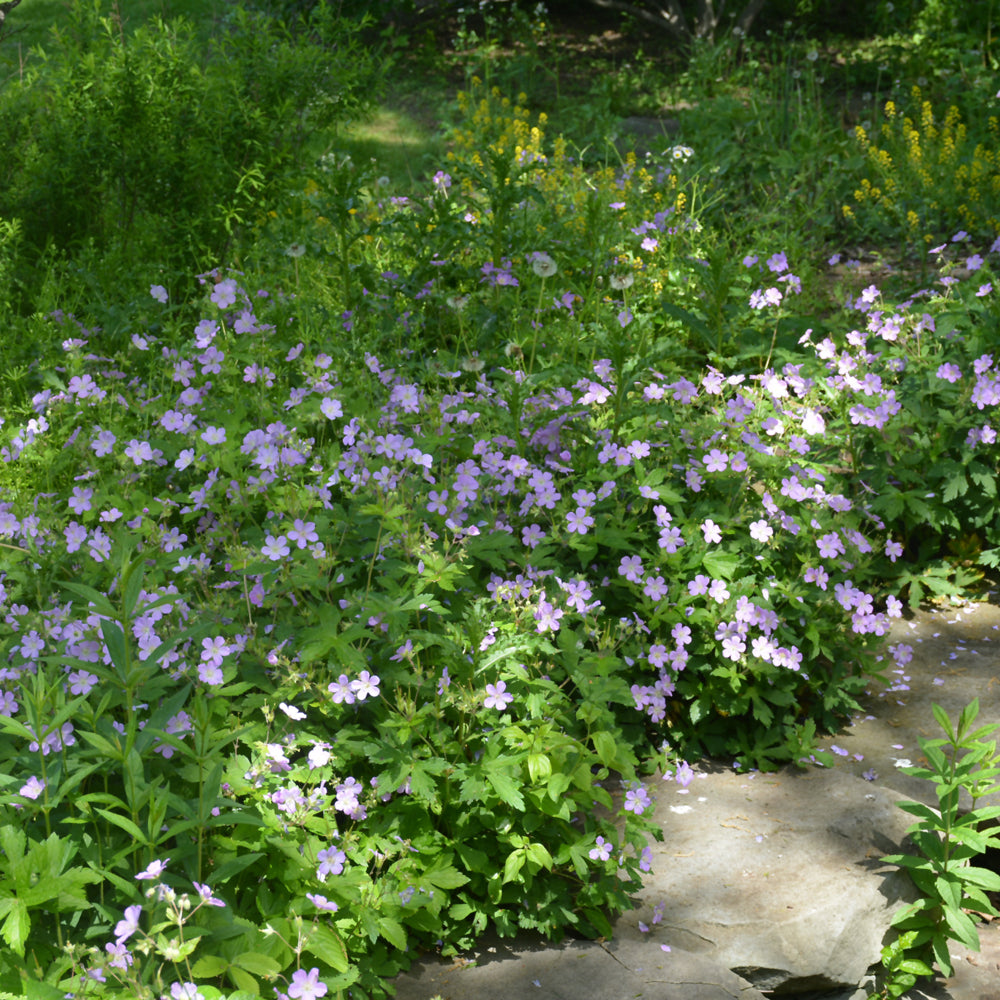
[847, 87, 1000, 251]
[5, 235, 1000, 998]
[5, 4, 1000, 996]
[0, 0, 382, 319]
[875, 698, 1000, 999]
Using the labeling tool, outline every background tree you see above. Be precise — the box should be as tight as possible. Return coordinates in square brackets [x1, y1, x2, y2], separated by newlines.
[582, 0, 767, 43]
[0, 0, 22, 42]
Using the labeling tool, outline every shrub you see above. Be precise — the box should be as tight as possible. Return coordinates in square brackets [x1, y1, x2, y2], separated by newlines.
[846, 88, 1000, 249]
[0, 0, 382, 313]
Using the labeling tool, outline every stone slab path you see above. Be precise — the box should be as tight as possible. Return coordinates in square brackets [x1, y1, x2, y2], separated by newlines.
[390, 600, 1000, 1000]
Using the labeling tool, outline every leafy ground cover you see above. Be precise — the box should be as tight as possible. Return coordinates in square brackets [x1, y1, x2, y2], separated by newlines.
[0, 1, 999, 998]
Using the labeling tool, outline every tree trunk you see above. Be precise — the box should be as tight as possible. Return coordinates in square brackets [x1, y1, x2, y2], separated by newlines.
[0, 0, 23, 38]
[584, 0, 768, 43]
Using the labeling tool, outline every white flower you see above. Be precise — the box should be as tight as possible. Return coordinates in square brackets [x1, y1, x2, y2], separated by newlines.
[531, 252, 558, 277]
[286, 243, 307, 258]
[609, 272, 634, 290]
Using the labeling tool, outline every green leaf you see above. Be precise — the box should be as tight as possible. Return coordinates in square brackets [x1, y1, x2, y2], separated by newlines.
[0, 714, 37, 743]
[528, 752, 551, 783]
[379, 917, 408, 951]
[58, 580, 116, 618]
[94, 807, 150, 846]
[121, 555, 145, 619]
[0, 898, 29, 956]
[76, 729, 125, 762]
[580, 906, 613, 939]
[304, 923, 349, 972]
[24, 983, 65, 1000]
[525, 842, 553, 871]
[190, 955, 230, 978]
[228, 967, 258, 993]
[955, 866, 1000, 891]
[957, 698, 981, 740]
[949, 826, 992, 852]
[701, 549, 740, 580]
[233, 952, 281, 976]
[931, 703, 956, 742]
[503, 848, 525, 884]
[942, 904, 981, 951]
[932, 931, 954, 978]
[100, 619, 129, 676]
[207, 852, 265, 885]
[484, 762, 526, 812]
[895, 801, 941, 825]
[591, 731, 618, 769]
[934, 874, 962, 910]
[942, 473, 968, 503]
[423, 859, 470, 891]
[897, 958, 935, 976]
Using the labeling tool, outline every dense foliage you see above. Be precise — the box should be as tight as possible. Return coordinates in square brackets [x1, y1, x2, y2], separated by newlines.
[0, 2, 999, 998]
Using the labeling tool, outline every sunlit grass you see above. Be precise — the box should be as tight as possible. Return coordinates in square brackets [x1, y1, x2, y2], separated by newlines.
[339, 104, 449, 192]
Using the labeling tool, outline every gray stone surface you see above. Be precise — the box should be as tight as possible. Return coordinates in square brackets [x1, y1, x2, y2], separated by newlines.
[388, 600, 1000, 1000]
[392, 930, 768, 1000]
[619, 765, 918, 994]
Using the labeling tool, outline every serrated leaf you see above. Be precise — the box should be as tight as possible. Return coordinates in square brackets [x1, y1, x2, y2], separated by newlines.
[591, 731, 617, 768]
[0, 897, 29, 956]
[423, 861, 470, 891]
[942, 474, 968, 503]
[304, 923, 349, 972]
[379, 917, 407, 951]
[701, 548, 740, 580]
[484, 763, 526, 812]
[24, 983, 65, 1000]
[190, 955, 230, 977]
[228, 967, 258, 993]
